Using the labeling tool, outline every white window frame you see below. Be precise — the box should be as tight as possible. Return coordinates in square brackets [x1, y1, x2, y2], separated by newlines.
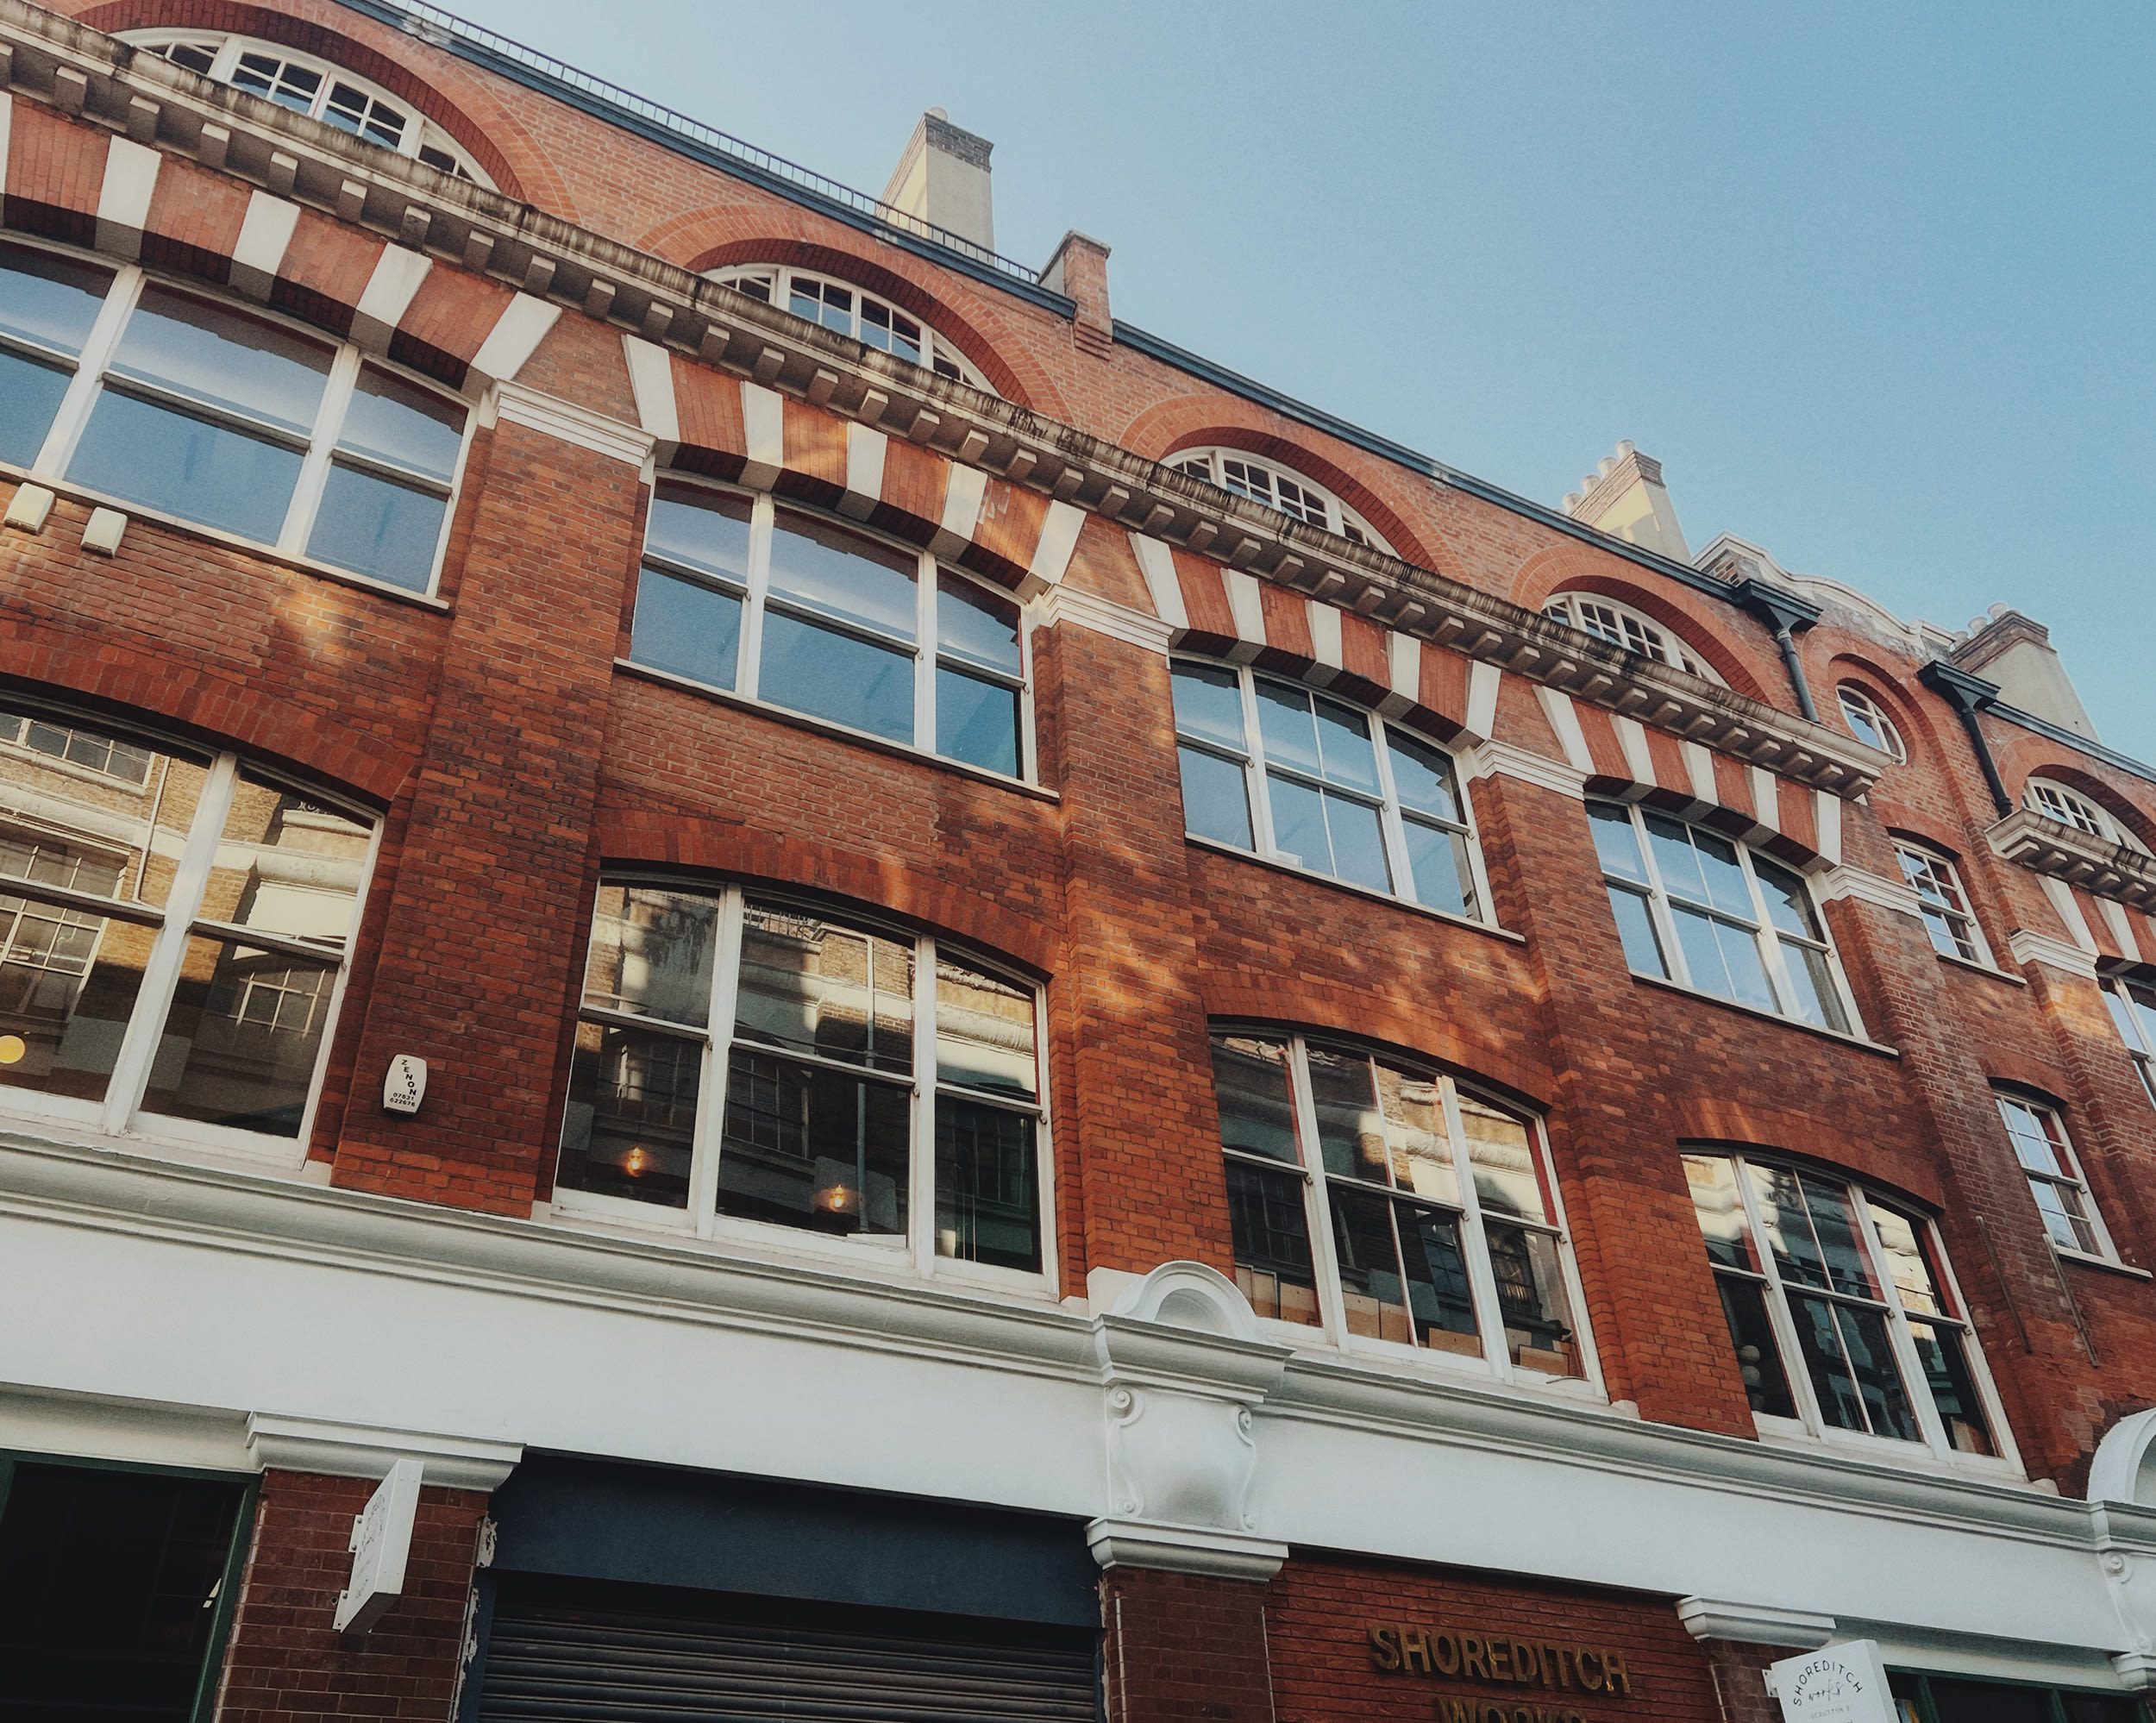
[1213, 1028, 1601, 1394]
[0, 705, 381, 1170]
[1169, 659, 1490, 923]
[1837, 684, 1907, 763]
[117, 31, 492, 184]
[1995, 1091, 2118, 1265]
[1895, 841, 1992, 968]
[707, 265, 992, 392]
[1169, 447, 1391, 552]
[1591, 799, 1863, 1035]
[1542, 592, 1720, 682]
[1685, 1150, 2019, 1472]
[626, 479, 1037, 785]
[552, 880, 1057, 1296]
[2027, 779, 2147, 853]
[2103, 974, 2156, 1108]
[3, 242, 476, 600]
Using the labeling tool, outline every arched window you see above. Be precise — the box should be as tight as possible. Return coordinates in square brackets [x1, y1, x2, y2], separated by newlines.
[555, 880, 1051, 1285]
[1684, 1151, 2007, 1461]
[2025, 778, 2146, 851]
[1542, 592, 1718, 681]
[1169, 448, 1390, 552]
[1589, 799, 1857, 1033]
[1169, 660, 1486, 920]
[1207, 1027, 1594, 1384]
[118, 32, 492, 184]
[709, 266, 992, 392]
[0, 702, 379, 1158]
[1837, 684, 1906, 763]
[2, 240, 474, 596]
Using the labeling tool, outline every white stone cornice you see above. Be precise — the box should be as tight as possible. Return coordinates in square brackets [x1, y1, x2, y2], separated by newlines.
[1462, 739, 1588, 800]
[1677, 1596, 1837, 1648]
[1037, 583, 1174, 655]
[245, 1413, 522, 1490]
[2009, 928, 2103, 979]
[1816, 864, 1925, 918]
[1086, 1519, 1288, 1581]
[1990, 808, 2156, 913]
[492, 381, 657, 467]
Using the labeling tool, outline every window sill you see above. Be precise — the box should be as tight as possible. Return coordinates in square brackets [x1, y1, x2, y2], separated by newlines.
[0, 1103, 311, 1183]
[1630, 971, 1899, 1057]
[1183, 832, 1523, 943]
[1936, 951, 2023, 987]
[613, 657, 1060, 804]
[2054, 1245, 2153, 1282]
[1, 463, 452, 612]
[1752, 1416, 2027, 1482]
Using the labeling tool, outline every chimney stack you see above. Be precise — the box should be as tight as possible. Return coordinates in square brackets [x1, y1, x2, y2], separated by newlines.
[1562, 440, 1692, 564]
[882, 109, 995, 254]
[1951, 606, 2099, 742]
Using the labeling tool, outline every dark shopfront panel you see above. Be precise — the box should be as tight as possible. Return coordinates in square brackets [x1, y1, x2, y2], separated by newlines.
[463, 1456, 1101, 1723]
[1896, 1674, 2147, 1723]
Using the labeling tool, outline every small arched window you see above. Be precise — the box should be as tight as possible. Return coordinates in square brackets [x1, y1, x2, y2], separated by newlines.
[1542, 592, 1718, 682]
[710, 266, 992, 392]
[1837, 684, 1906, 763]
[1169, 448, 1390, 552]
[119, 32, 492, 185]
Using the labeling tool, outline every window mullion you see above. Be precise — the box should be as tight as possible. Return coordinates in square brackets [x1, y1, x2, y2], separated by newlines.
[914, 551, 937, 757]
[1923, 1216, 2022, 1472]
[1288, 1037, 1350, 1346]
[207, 37, 245, 80]
[33, 265, 142, 481]
[737, 493, 774, 701]
[1440, 1076, 1512, 1380]
[1849, 1186, 1952, 1455]
[279, 342, 360, 554]
[1633, 806, 1691, 990]
[1369, 720, 1419, 907]
[99, 751, 241, 1137]
[1741, 852, 1801, 1018]
[1238, 670, 1277, 859]
[1731, 1156, 1827, 1436]
[909, 933, 939, 1273]
[688, 887, 745, 1238]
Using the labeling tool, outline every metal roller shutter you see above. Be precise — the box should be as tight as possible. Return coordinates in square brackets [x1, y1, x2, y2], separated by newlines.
[477, 1578, 1100, 1723]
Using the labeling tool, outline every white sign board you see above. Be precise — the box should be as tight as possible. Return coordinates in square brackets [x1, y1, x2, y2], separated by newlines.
[335, 1458, 423, 1634]
[382, 1054, 428, 1116]
[1771, 1641, 1899, 1723]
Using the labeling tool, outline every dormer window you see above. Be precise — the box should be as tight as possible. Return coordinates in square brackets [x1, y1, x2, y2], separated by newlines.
[1169, 448, 1390, 552]
[1542, 592, 1717, 681]
[120, 33, 492, 185]
[709, 266, 992, 392]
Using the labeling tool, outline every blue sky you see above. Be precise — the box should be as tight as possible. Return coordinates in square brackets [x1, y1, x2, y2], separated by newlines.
[445, 0, 2155, 761]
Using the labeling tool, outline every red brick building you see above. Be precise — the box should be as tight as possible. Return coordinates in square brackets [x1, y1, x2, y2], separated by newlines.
[3, 4, 2156, 1720]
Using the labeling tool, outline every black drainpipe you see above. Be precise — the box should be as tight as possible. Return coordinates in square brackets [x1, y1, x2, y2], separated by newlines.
[1731, 579, 1823, 724]
[1918, 660, 2013, 818]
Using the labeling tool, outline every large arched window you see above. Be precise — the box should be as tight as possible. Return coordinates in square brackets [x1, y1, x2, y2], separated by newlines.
[1169, 448, 1390, 552]
[554, 880, 1052, 1287]
[708, 266, 992, 392]
[1207, 1027, 1595, 1386]
[2026, 778, 2148, 853]
[2, 240, 474, 596]
[1169, 660, 1486, 921]
[0, 702, 379, 1158]
[118, 32, 492, 184]
[1542, 592, 1719, 682]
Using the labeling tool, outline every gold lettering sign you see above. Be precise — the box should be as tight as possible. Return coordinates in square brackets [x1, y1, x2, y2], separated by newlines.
[1368, 1621, 1637, 1719]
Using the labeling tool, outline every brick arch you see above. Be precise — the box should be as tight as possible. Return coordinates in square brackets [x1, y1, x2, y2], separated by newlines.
[595, 812, 1053, 976]
[1118, 397, 1441, 576]
[2002, 755, 2156, 855]
[0, 624, 418, 805]
[1666, 1095, 1946, 1211]
[1823, 648, 1949, 766]
[1981, 1057, 2075, 1110]
[1509, 543, 1774, 704]
[78, 0, 532, 203]
[1196, 975, 1555, 1111]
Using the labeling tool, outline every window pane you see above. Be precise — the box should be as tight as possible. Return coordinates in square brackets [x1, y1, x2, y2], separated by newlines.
[758, 609, 915, 743]
[1170, 663, 1247, 752]
[1796, 1171, 1883, 1299]
[2030, 1175, 2099, 1253]
[0, 348, 72, 467]
[1908, 1320, 1995, 1455]
[1210, 1033, 1298, 1163]
[1920, 905, 1977, 963]
[1329, 1185, 1415, 1344]
[1645, 812, 1711, 904]
[1748, 1162, 1831, 1290]
[1313, 696, 1381, 794]
[337, 364, 463, 480]
[937, 573, 1021, 676]
[108, 288, 331, 431]
[647, 487, 753, 585]
[1388, 732, 1462, 824]
[1458, 1097, 1545, 1221]
[1588, 802, 1650, 884]
[0, 241, 111, 354]
[1777, 938, 1849, 1032]
[1486, 1219, 1580, 1375]
[934, 665, 1020, 777]
[1179, 745, 1251, 848]
[630, 567, 743, 692]
[1689, 827, 1756, 918]
[2103, 983, 2148, 1053]
[1225, 1157, 1319, 1325]
[1395, 1201, 1482, 1354]
[1997, 1096, 2071, 1176]
[0, 889, 148, 1106]
[1672, 905, 1776, 1011]
[1752, 855, 1824, 940]
[718, 1049, 909, 1237]
[1322, 790, 1392, 893]
[556, 1018, 699, 1207]
[1784, 1290, 1866, 1432]
[735, 904, 912, 1077]
[68, 391, 304, 542]
[1714, 1273, 1796, 1418]
[139, 936, 339, 1136]
[1254, 680, 1322, 778]
[205, 777, 369, 946]
[1605, 883, 1667, 975]
[936, 1096, 1038, 1271]
[306, 462, 448, 589]
[1685, 1154, 1764, 1272]
[1306, 1046, 1382, 1183]
[935, 957, 1036, 1098]
[1928, 1683, 2054, 1723]
[1402, 817, 1475, 918]
[1376, 1062, 1453, 1201]
[768, 513, 918, 641]
[1264, 770, 1329, 871]
[1832, 1300, 1920, 1440]
[1863, 1200, 1946, 1317]
[580, 885, 719, 1029]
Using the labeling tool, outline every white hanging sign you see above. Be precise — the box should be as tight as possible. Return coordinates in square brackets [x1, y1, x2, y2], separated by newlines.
[335, 1458, 424, 1634]
[1770, 1641, 1899, 1723]
[382, 1054, 429, 1116]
